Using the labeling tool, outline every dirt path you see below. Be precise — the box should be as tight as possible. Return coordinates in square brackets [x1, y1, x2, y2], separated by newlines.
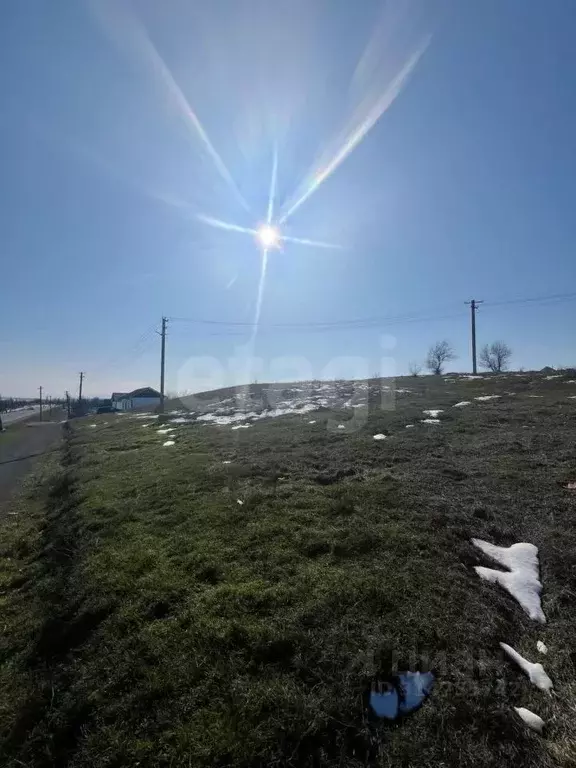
[0, 414, 64, 511]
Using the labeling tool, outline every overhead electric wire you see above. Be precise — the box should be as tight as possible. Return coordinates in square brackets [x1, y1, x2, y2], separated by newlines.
[169, 290, 576, 332]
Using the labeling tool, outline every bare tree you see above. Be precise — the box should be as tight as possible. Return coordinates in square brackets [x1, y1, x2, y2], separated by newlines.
[479, 341, 512, 372]
[426, 341, 456, 375]
[408, 361, 422, 377]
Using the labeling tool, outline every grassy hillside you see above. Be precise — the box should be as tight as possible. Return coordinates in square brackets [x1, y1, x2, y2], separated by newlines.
[1, 372, 576, 767]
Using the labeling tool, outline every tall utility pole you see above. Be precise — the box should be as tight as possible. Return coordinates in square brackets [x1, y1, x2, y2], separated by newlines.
[78, 372, 85, 404]
[158, 317, 168, 413]
[65, 391, 71, 418]
[465, 299, 484, 374]
[39, 386, 43, 422]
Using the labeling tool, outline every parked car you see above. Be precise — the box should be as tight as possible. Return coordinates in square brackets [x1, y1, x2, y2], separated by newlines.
[96, 406, 116, 414]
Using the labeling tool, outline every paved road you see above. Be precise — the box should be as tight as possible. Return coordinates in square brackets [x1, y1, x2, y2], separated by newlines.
[0, 412, 64, 511]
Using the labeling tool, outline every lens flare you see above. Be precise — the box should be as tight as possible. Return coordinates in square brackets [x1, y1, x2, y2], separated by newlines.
[256, 224, 281, 249]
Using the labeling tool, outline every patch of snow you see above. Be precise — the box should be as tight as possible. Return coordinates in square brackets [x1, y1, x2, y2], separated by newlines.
[475, 395, 501, 401]
[464, 375, 483, 380]
[422, 419, 441, 424]
[373, 434, 386, 440]
[499, 643, 553, 691]
[231, 424, 251, 430]
[134, 413, 158, 419]
[536, 640, 548, 655]
[162, 440, 175, 447]
[528, 395, 543, 398]
[89, 424, 97, 428]
[170, 417, 194, 424]
[157, 428, 171, 434]
[395, 388, 412, 394]
[405, 424, 414, 429]
[544, 374, 561, 379]
[308, 420, 316, 424]
[142, 424, 150, 428]
[514, 707, 545, 734]
[568, 396, 576, 400]
[566, 482, 576, 491]
[565, 380, 576, 384]
[337, 424, 346, 430]
[237, 499, 244, 505]
[472, 539, 546, 623]
[423, 409, 443, 417]
[453, 401, 471, 408]
[222, 460, 232, 464]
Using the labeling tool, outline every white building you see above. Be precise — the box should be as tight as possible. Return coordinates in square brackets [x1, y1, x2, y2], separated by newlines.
[111, 387, 161, 411]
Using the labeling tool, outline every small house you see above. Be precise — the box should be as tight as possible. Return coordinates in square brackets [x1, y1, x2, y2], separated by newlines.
[111, 387, 161, 411]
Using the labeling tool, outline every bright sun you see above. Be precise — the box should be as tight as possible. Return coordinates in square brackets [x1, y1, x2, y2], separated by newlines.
[256, 224, 281, 249]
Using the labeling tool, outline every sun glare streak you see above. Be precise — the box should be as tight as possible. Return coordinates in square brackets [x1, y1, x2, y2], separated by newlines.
[282, 235, 342, 249]
[197, 214, 256, 236]
[267, 145, 279, 225]
[280, 39, 430, 225]
[249, 247, 269, 346]
[89, 0, 250, 213]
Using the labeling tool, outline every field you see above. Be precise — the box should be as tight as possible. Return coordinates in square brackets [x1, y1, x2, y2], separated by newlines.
[1, 372, 576, 767]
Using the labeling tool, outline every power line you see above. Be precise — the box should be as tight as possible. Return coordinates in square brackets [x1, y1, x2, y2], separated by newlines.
[169, 290, 576, 331]
[486, 291, 576, 308]
[168, 310, 470, 336]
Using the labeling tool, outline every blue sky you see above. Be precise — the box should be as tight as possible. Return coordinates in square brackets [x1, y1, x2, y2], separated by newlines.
[1, 0, 575, 398]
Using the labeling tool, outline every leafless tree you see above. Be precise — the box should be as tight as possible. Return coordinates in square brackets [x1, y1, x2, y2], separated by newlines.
[408, 361, 422, 377]
[480, 341, 512, 372]
[426, 341, 456, 375]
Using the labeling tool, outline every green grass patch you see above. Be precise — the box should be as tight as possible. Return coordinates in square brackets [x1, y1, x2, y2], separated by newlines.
[1, 376, 576, 767]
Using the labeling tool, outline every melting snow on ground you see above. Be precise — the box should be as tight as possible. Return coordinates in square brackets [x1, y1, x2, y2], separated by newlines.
[514, 707, 545, 734]
[499, 643, 553, 691]
[475, 395, 501, 401]
[453, 401, 471, 408]
[405, 424, 414, 429]
[162, 440, 175, 447]
[373, 434, 386, 440]
[472, 539, 546, 623]
[423, 409, 443, 417]
[422, 419, 441, 425]
[157, 428, 171, 434]
[231, 424, 251, 430]
[536, 640, 548, 654]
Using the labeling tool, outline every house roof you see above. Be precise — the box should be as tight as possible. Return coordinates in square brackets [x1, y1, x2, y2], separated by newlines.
[111, 392, 128, 400]
[128, 387, 161, 398]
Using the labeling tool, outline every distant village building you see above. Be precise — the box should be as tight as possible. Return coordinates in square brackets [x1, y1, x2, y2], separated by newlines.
[111, 387, 161, 411]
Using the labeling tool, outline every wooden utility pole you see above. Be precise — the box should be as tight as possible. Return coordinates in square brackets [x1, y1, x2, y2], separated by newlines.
[39, 386, 43, 422]
[78, 372, 85, 404]
[158, 317, 168, 413]
[465, 299, 484, 374]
